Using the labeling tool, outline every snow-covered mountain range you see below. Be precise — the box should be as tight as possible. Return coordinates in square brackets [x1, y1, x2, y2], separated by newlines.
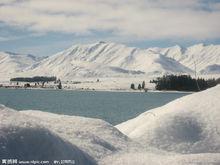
[0, 42, 220, 80]
[152, 43, 220, 75]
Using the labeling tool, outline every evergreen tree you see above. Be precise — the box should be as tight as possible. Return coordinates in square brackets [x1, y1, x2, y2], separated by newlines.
[151, 74, 219, 92]
[130, 83, 135, 90]
[58, 81, 62, 89]
[10, 76, 57, 82]
[142, 81, 145, 89]
[138, 84, 142, 90]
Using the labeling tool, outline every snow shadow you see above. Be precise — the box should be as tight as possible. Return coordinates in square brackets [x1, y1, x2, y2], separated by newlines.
[0, 126, 97, 165]
[151, 115, 204, 153]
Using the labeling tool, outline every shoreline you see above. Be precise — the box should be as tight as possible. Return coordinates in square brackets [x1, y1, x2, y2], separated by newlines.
[0, 86, 194, 94]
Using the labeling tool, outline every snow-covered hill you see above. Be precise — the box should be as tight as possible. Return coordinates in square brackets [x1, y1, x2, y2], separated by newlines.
[153, 43, 220, 74]
[0, 51, 43, 80]
[0, 104, 136, 164]
[26, 42, 192, 79]
[116, 85, 220, 154]
[0, 42, 220, 81]
[200, 64, 220, 74]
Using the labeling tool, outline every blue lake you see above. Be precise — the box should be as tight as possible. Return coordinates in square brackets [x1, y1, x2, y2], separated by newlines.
[0, 88, 190, 125]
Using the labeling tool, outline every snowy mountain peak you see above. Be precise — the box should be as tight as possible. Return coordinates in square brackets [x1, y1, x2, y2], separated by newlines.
[24, 42, 193, 79]
[4, 51, 20, 56]
[187, 43, 206, 52]
[98, 41, 107, 44]
[0, 42, 220, 80]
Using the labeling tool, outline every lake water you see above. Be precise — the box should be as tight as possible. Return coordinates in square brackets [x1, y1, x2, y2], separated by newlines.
[0, 88, 190, 125]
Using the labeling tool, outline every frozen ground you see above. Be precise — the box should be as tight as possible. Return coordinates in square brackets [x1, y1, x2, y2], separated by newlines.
[61, 77, 155, 91]
[1, 85, 220, 164]
[0, 76, 156, 91]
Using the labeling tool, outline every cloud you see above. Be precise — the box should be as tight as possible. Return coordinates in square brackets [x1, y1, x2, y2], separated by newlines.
[0, 35, 25, 42]
[0, 0, 219, 40]
[0, 36, 13, 42]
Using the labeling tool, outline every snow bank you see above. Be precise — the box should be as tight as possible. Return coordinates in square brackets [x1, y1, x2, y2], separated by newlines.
[0, 105, 96, 164]
[116, 85, 220, 154]
[100, 152, 220, 165]
[0, 105, 134, 164]
[20, 110, 134, 160]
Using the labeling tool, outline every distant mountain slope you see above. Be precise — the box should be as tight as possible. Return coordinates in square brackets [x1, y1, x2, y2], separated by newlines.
[200, 64, 220, 74]
[154, 43, 220, 74]
[27, 42, 192, 79]
[0, 51, 43, 79]
[0, 42, 220, 80]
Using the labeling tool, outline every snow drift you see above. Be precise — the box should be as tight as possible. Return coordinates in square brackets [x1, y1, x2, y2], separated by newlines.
[116, 85, 220, 154]
[0, 105, 134, 164]
[0, 105, 97, 164]
[20, 110, 134, 160]
[0, 126, 96, 164]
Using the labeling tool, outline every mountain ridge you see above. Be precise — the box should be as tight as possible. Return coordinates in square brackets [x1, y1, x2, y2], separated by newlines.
[25, 42, 193, 78]
[0, 42, 220, 80]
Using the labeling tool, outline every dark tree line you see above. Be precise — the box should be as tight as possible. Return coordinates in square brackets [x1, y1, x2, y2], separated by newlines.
[10, 76, 57, 82]
[151, 75, 220, 92]
[130, 81, 146, 90]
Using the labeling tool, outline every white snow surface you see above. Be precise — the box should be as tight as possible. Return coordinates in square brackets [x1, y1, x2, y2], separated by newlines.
[116, 85, 220, 154]
[155, 43, 220, 73]
[1, 85, 220, 164]
[0, 105, 97, 164]
[0, 105, 137, 164]
[0, 51, 42, 80]
[25, 42, 192, 79]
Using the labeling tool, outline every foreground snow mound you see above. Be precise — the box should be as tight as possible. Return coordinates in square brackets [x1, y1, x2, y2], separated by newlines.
[20, 110, 134, 160]
[116, 85, 220, 154]
[0, 105, 134, 163]
[100, 152, 220, 165]
[0, 127, 95, 164]
[0, 105, 96, 164]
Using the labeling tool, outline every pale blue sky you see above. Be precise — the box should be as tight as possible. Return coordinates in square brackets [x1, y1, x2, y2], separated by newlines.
[0, 0, 220, 56]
